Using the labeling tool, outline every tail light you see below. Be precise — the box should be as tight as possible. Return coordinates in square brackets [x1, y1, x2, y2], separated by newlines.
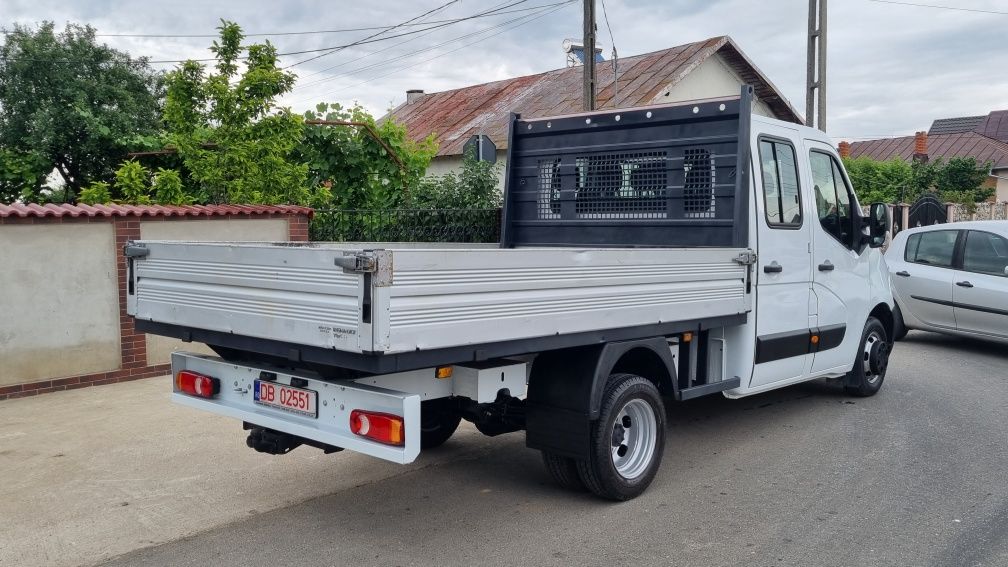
[175, 370, 220, 398]
[349, 410, 404, 446]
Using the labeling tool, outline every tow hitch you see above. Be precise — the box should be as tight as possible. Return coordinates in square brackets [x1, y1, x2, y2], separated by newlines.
[244, 423, 344, 455]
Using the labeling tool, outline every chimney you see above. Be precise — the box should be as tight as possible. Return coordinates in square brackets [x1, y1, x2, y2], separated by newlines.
[406, 89, 425, 104]
[913, 131, 929, 163]
[838, 141, 851, 159]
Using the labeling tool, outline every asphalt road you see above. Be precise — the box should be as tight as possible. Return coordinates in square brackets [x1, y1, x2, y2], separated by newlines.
[101, 332, 1008, 567]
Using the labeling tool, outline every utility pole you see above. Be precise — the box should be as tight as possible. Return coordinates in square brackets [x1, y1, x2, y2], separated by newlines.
[583, 0, 597, 111]
[805, 0, 827, 131]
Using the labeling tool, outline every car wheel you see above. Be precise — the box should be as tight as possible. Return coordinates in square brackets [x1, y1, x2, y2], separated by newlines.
[577, 373, 666, 501]
[845, 316, 890, 397]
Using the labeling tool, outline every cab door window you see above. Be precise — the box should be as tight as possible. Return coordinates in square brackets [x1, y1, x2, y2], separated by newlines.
[758, 139, 802, 227]
[809, 151, 855, 248]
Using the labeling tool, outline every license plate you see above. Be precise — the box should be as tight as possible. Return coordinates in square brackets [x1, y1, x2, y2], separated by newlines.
[254, 380, 318, 418]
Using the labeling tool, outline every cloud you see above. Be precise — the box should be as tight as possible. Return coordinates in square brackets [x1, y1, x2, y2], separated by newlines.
[3, 0, 1004, 141]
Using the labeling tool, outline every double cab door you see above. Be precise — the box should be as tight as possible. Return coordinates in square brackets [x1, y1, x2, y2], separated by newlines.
[750, 125, 873, 388]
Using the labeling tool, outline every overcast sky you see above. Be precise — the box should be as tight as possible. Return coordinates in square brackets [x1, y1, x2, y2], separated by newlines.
[3, 0, 1006, 142]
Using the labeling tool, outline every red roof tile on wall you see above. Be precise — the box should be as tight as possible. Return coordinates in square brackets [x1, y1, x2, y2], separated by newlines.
[0, 203, 314, 219]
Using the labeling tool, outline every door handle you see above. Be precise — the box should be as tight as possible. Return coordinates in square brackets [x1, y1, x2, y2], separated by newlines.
[895, 270, 910, 277]
[763, 263, 783, 273]
[956, 281, 974, 288]
[818, 261, 835, 272]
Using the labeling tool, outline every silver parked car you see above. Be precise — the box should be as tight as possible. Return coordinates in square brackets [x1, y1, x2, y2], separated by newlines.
[886, 220, 1008, 344]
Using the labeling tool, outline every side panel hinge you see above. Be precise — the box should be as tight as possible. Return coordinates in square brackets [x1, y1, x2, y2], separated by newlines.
[335, 250, 392, 286]
[733, 250, 757, 266]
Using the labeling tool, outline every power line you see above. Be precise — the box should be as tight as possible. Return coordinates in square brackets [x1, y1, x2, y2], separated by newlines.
[866, 0, 1008, 15]
[1, 2, 534, 65]
[290, 1, 573, 106]
[281, 0, 461, 69]
[291, 0, 570, 85]
[599, 0, 618, 106]
[0, 4, 566, 38]
[290, 1, 573, 94]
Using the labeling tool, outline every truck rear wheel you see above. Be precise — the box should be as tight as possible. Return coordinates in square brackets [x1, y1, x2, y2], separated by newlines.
[542, 452, 586, 491]
[420, 399, 462, 449]
[577, 373, 666, 501]
[844, 316, 890, 397]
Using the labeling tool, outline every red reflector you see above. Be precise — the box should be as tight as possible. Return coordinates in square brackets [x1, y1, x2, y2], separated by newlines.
[175, 370, 219, 398]
[349, 410, 405, 446]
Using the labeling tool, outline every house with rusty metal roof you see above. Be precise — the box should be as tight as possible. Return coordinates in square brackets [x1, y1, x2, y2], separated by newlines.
[386, 35, 802, 188]
[841, 109, 1008, 202]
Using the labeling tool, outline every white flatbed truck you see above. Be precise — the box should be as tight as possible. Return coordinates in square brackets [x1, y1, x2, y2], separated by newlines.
[127, 87, 896, 500]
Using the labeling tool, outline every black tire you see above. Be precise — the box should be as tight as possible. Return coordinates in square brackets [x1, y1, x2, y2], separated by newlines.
[892, 303, 909, 341]
[542, 452, 586, 491]
[844, 316, 890, 397]
[577, 373, 666, 501]
[420, 399, 462, 449]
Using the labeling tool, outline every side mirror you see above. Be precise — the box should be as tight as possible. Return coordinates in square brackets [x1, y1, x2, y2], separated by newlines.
[867, 203, 889, 248]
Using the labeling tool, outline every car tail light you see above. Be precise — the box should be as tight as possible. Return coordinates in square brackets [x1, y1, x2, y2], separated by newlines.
[349, 410, 404, 446]
[175, 370, 219, 398]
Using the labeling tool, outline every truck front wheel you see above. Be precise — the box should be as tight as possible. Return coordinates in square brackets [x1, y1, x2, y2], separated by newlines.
[844, 316, 890, 397]
[577, 373, 666, 501]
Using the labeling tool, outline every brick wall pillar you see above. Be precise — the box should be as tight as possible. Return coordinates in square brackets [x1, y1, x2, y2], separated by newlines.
[113, 217, 149, 370]
[288, 213, 310, 241]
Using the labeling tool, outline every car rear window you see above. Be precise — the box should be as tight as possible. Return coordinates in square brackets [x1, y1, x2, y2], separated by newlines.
[904, 230, 957, 267]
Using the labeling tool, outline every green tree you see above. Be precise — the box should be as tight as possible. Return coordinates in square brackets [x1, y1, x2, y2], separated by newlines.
[162, 21, 321, 206]
[843, 155, 993, 207]
[77, 181, 111, 205]
[296, 102, 437, 209]
[409, 150, 502, 209]
[152, 168, 188, 205]
[0, 22, 163, 203]
[115, 160, 151, 204]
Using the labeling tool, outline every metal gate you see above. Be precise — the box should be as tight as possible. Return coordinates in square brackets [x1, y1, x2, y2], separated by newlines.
[907, 193, 947, 229]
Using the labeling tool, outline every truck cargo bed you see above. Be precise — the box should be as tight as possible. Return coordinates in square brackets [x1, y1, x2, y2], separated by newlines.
[128, 241, 751, 372]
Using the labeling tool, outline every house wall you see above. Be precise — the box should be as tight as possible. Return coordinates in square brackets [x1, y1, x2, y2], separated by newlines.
[139, 218, 291, 364]
[652, 54, 776, 118]
[427, 150, 509, 192]
[1, 223, 121, 387]
[993, 169, 1008, 202]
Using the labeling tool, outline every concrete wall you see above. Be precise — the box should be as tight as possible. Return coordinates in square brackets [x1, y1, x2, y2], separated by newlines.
[1, 224, 120, 387]
[139, 218, 290, 364]
[653, 54, 776, 118]
[993, 169, 1008, 202]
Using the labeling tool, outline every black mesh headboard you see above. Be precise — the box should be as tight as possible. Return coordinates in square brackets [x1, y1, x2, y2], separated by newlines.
[500, 85, 753, 248]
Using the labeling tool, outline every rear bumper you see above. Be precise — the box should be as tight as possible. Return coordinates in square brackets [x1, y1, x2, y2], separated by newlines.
[170, 352, 421, 464]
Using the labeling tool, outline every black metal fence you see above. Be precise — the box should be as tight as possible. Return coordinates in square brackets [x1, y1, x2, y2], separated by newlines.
[310, 209, 501, 243]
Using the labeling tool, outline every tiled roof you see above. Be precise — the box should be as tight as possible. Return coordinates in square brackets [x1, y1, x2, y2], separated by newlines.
[849, 131, 1008, 169]
[0, 203, 314, 219]
[928, 115, 986, 135]
[977, 110, 1008, 144]
[388, 36, 802, 157]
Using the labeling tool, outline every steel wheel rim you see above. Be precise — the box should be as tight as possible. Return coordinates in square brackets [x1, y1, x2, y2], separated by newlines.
[610, 398, 657, 480]
[862, 330, 887, 385]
